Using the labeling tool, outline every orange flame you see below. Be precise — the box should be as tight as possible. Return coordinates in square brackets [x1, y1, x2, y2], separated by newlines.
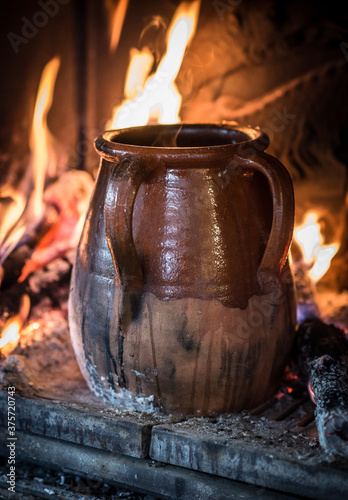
[0, 57, 60, 271]
[29, 56, 60, 218]
[294, 211, 339, 283]
[107, 0, 129, 52]
[108, 0, 201, 129]
[0, 294, 30, 353]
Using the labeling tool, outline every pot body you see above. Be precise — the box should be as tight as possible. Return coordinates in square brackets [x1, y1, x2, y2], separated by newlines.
[69, 123, 296, 415]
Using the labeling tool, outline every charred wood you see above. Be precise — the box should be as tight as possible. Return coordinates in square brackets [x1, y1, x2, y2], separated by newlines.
[293, 318, 348, 458]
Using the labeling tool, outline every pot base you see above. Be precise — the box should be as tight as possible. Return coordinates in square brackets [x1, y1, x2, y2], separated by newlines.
[69, 264, 296, 416]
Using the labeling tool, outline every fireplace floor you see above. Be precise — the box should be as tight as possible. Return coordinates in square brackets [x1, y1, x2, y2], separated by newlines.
[1, 385, 348, 500]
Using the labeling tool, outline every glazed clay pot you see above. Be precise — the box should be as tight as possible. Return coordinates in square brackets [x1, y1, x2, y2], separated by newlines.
[69, 123, 296, 415]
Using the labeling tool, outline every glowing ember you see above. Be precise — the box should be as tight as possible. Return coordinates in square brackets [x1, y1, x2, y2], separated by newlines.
[18, 170, 94, 282]
[294, 212, 339, 283]
[0, 294, 30, 352]
[108, 0, 201, 129]
[0, 57, 60, 271]
[275, 390, 286, 401]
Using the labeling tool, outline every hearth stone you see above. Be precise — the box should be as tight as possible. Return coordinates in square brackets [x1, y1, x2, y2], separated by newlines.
[1, 388, 348, 499]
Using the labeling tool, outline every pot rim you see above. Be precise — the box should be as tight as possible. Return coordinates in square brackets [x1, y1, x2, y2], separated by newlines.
[94, 122, 270, 164]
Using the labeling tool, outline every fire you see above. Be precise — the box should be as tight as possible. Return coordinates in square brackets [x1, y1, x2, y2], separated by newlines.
[0, 294, 30, 353]
[108, 0, 201, 129]
[29, 56, 60, 217]
[0, 57, 60, 271]
[106, 0, 129, 52]
[294, 212, 339, 283]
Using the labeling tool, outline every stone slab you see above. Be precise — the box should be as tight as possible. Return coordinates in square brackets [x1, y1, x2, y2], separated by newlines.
[150, 415, 348, 500]
[0, 429, 299, 499]
[2, 390, 347, 498]
[0, 391, 169, 458]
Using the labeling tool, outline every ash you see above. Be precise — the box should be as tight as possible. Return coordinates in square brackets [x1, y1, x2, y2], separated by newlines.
[170, 412, 320, 460]
[0, 257, 87, 401]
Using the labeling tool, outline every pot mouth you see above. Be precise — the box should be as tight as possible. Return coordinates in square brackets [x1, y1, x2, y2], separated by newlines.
[95, 123, 269, 163]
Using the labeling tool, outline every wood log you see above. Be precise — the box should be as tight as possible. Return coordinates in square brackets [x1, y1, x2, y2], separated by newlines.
[293, 318, 348, 458]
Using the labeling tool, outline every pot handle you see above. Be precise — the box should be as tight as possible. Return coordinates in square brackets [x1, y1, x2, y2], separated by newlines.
[234, 152, 294, 287]
[104, 157, 158, 292]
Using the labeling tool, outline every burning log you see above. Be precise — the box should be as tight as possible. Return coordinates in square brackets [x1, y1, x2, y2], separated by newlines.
[18, 170, 94, 282]
[293, 318, 348, 458]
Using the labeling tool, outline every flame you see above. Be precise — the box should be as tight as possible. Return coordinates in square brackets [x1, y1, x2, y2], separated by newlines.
[294, 212, 339, 283]
[29, 56, 60, 218]
[108, 0, 201, 129]
[106, 0, 129, 52]
[0, 294, 30, 353]
[0, 57, 60, 271]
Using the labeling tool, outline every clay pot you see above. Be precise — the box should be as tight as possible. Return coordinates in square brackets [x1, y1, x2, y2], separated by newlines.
[69, 123, 296, 415]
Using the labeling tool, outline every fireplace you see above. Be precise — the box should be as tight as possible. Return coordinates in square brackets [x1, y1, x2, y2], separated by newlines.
[1, 0, 348, 497]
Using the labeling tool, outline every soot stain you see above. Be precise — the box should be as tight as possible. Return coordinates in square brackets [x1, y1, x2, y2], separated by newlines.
[176, 320, 196, 352]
